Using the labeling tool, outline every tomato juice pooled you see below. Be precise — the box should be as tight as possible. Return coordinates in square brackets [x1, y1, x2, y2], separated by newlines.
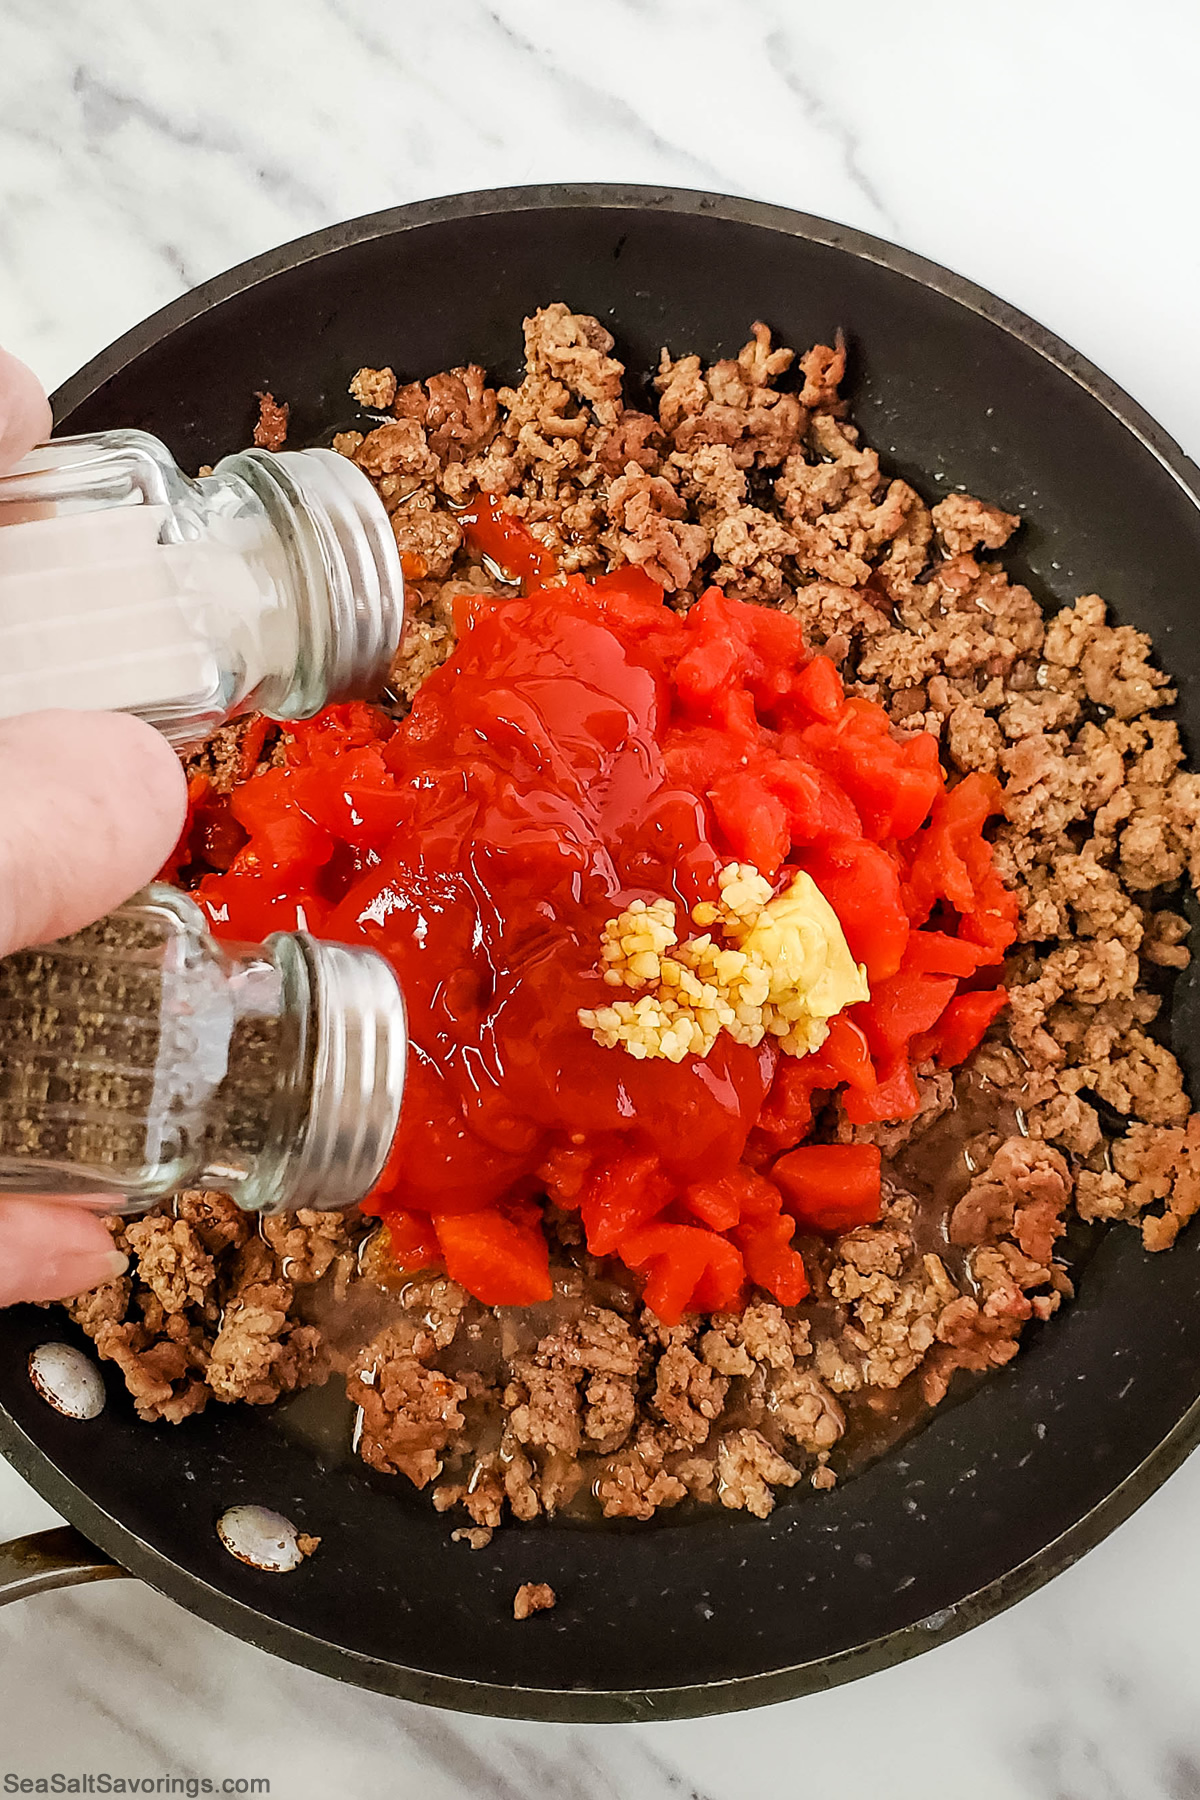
[192, 561, 1014, 1320]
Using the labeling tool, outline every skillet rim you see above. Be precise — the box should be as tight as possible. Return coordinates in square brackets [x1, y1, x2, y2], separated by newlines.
[3, 181, 1198, 1721]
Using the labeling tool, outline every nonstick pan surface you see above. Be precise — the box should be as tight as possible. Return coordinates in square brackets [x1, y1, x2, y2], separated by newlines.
[2, 185, 1200, 1722]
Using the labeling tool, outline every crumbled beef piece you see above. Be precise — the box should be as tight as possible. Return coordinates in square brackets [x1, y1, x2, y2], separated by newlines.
[821, 1216, 960, 1393]
[595, 409, 663, 475]
[388, 493, 462, 582]
[1142, 910, 1191, 969]
[583, 1372, 638, 1453]
[65, 1260, 132, 1337]
[452, 1527, 494, 1550]
[716, 1429, 801, 1518]
[603, 466, 709, 593]
[175, 1189, 252, 1256]
[524, 304, 624, 415]
[651, 1338, 729, 1449]
[858, 558, 1044, 695]
[513, 1581, 557, 1620]
[796, 334, 846, 409]
[352, 1324, 467, 1486]
[780, 578, 891, 663]
[768, 1368, 845, 1454]
[181, 717, 280, 797]
[296, 1532, 321, 1559]
[1112, 1119, 1200, 1250]
[85, 1322, 211, 1425]
[708, 504, 798, 601]
[699, 1301, 796, 1376]
[949, 1138, 1071, 1265]
[352, 418, 438, 485]
[505, 1359, 583, 1455]
[121, 1215, 215, 1315]
[207, 1273, 327, 1406]
[261, 1210, 351, 1284]
[1044, 594, 1175, 719]
[69, 1199, 338, 1422]
[252, 392, 289, 451]
[594, 1441, 687, 1520]
[931, 493, 1020, 556]
[349, 366, 398, 411]
[395, 364, 498, 463]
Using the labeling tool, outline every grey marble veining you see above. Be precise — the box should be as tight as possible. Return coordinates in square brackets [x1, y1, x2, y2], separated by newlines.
[2, 1, 1200, 1794]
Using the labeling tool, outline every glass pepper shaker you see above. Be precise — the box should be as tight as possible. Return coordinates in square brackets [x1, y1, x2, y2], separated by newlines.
[0, 428, 406, 745]
[0, 884, 407, 1214]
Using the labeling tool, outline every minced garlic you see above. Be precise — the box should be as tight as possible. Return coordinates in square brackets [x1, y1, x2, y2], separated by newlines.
[579, 863, 869, 1063]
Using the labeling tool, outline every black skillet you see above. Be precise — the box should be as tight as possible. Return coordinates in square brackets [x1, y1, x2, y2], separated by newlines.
[2, 186, 1200, 1722]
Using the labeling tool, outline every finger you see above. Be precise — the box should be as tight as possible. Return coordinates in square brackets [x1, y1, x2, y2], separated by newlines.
[0, 709, 187, 955]
[0, 345, 52, 473]
[0, 1197, 129, 1306]
[15, 1190, 123, 1210]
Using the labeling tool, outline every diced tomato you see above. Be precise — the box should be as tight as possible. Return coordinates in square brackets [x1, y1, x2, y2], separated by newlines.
[682, 1174, 743, 1231]
[690, 1235, 748, 1313]
[433, 1204, 552, 1306]
[855, 966, 958, 1065]
[287, 745, 407, 852]
[912, 986, 1010, 1068]
[772, 1142, 883, 1233]
[901, 930, 988, 978]
[802, 706, 942, 842]
[579, 1148, 675, 1256]
[790, 654, 844, 723]
[801, 838, 911, 981]
[841, 1055, 921, 1124]
[958, 867, 1020, 960]
[753, 1015, 877, 1147]
[236, 714, 273, 781]
[709, 771, 791, 874]
[620, 1222, 744, 1325]
[903, 771, 1003, 923]
[460, 493, 557, 588]
[377, 1208, 442, 1275]
[761, 758, 862, 845]
[193, 870, 332, 941]
[734, 1208, 810, 1304]
[536, 1141, 594, 1205]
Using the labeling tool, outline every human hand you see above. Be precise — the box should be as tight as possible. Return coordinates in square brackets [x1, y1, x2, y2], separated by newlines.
[0, 347, 188, 1304]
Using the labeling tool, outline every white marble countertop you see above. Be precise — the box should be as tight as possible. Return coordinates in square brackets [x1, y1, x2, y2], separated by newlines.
[2, 1, 1200, 1794]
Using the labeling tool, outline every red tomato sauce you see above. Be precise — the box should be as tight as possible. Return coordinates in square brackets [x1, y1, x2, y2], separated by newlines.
[189, 567, 1014, 1322]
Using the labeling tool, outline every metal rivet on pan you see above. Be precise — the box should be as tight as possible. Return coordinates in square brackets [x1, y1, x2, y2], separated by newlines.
[28, 1343, 106, 1419]
[216, 1505, 306, 1572]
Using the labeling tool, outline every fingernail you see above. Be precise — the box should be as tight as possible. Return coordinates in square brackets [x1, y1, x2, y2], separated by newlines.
[55, 1247, 129, 1296]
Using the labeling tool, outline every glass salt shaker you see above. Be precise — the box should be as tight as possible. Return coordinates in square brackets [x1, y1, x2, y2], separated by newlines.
[0, 428, 406, 745]
[0, 884, 407, 1214]
[0, 426, 410, 1214]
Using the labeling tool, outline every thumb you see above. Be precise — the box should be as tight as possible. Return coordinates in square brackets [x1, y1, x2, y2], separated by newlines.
[0, 710, 187, 956]
[0, 345, 52, 473]
[0, 1198, 129, 1306]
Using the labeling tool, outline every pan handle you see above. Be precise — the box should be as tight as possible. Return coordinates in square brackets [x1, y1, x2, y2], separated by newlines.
[0, 1526, 129, 1605]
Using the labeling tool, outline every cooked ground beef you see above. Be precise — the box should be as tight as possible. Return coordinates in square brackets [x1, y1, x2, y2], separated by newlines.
[67, 1193, 349, 1424]
[252, 392, 289, 452]
[513, 1582, 557, 1620]
[63, 306, 1200, 1529]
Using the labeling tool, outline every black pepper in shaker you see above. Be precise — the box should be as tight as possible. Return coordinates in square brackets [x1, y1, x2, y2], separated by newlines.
[0, 885, 407, 1215]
